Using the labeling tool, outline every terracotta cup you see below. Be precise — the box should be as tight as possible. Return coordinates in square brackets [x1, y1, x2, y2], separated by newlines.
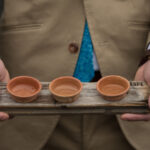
[7, 76, 42, 103]
[96, 75, 130, 101]
[49, 76, 83, 103]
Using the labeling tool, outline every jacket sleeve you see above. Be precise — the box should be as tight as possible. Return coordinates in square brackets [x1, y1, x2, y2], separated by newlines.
[146, 32, 150, 50]
[0, 0, 3, 17]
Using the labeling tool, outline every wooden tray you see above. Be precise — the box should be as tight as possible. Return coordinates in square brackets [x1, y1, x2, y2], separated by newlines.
[0, 81, 150, 115]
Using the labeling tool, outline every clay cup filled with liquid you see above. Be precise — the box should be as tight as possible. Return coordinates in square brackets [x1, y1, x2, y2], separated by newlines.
[97, 75, 130, 101]
[49, 76, 83, 103]
[7, 76, 42, 103]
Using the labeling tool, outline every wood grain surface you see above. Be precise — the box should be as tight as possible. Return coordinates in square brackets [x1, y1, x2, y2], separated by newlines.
[0, 81, 150, 115]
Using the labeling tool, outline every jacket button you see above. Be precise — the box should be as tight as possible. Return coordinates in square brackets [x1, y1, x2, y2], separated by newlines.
[68, 43, 79, 53]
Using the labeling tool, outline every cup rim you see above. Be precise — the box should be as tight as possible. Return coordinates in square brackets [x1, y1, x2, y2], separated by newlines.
[49, 76, 83, 97]
[7, 76, 42, 98]
[96, 75, 130, 97]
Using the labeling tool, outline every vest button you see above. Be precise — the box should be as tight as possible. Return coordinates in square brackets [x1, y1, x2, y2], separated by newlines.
[68, 43, 79, 53]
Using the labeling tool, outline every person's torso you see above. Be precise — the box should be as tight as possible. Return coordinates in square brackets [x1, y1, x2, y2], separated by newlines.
[1, 1, 150, 150]
[1, 0, 150, 80]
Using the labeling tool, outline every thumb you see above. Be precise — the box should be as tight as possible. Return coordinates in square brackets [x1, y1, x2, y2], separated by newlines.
[143, 60, 150, 86]
[0, 59, 10, 82]
[1, 70, 10, 82]
[134, 64, 145, 81]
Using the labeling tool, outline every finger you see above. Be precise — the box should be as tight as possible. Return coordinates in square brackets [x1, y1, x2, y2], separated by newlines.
[0, 112, 9, 120]
[121, 113, 150, 121]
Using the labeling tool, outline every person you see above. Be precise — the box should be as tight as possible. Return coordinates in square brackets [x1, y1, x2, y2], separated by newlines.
[0, 0, 150, 150]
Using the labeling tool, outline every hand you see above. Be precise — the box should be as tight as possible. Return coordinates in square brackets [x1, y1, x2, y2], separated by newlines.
[0, 59, 10, 120]
[121, 60, 150, 121]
